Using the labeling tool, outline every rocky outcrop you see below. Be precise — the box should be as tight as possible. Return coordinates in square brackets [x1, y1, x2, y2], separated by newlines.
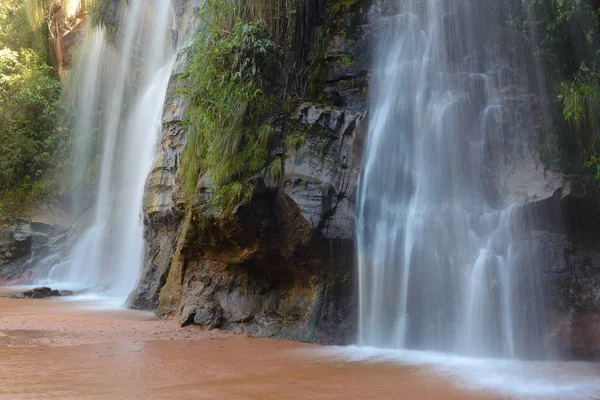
[286, 103, 365, 240]
[131, 99, 366, 343]
[130, 1, 370, 344]
[0, 219, 34, 267]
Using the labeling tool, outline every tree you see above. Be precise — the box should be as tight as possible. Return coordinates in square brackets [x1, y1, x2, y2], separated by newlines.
[0, 0, 65, 212]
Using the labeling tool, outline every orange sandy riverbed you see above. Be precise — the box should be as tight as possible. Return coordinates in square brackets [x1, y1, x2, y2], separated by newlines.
[0, 292, 507, 400]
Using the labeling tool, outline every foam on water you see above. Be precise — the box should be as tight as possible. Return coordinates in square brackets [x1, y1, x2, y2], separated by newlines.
[308, 346, 600, 399]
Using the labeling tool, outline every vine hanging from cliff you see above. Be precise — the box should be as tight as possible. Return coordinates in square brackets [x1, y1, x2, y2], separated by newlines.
[181, 0, 279, 215]
[181, 0, 328, 216]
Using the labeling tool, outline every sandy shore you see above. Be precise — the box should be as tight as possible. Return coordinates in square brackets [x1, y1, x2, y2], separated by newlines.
[0, 293, 507, 400]
[0, 295, 228, 347]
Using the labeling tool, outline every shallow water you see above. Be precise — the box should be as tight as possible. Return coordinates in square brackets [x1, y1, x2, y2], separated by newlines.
[0, 338, 509, 400]
[313, 347, 600, 400]
[0, 293, 597, 399]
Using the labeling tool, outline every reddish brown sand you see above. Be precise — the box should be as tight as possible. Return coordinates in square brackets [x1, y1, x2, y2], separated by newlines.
[0, 294, 506, 400]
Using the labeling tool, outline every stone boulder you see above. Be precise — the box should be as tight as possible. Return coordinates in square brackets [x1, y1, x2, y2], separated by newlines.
[10, 287, 73, 299]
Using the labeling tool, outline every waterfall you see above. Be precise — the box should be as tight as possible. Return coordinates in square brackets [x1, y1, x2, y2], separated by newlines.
[357, 1, 548, 359]
[52, 0, 175, 302]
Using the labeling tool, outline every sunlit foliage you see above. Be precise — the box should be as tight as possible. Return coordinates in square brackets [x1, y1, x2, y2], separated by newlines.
[0, 0, 64, 212]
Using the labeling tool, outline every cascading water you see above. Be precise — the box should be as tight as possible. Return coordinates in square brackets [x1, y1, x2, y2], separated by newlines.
[357, 1, 548, 359]
[50, 0, 175, 301]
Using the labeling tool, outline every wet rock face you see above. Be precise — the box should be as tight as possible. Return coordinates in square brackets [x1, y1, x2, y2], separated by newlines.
[0, 220, 33, 266]
[515, 182, 600, 360]
[0, 219, 68, 285]
[286, 103, 365, 240]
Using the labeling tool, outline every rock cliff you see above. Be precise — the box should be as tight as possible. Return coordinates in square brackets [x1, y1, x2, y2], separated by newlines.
[127, 0, 600, 355]
[129, 0, 372, 343]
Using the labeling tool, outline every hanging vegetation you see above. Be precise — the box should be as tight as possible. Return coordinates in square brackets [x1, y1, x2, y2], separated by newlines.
[181, 0, 323, 215]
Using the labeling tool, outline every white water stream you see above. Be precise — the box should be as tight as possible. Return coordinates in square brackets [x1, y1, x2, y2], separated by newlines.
[48, 0, 175, 303]
[357, 1, 548, 358]
[355, 2, 600, 398]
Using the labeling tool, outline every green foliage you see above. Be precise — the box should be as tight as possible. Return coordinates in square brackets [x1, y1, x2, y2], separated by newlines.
[308, 53, 328, 102]
[560, 81, 598, 127]
[266, 156, 283, 183]
[337, 53, 355, 68]
[0, 0, 64, 213]
[182, 0, 280, 215]
[584, 155, 600, 184]
[257, 124, 276, 150]
[503, 0, 600, 172]
[559, 65, 600, 126]
[326, 0, 357, 17]
[1, 0, 48, 57]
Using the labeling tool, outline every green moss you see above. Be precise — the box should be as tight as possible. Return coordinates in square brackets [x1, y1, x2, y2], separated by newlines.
[87, 0, 122, 39]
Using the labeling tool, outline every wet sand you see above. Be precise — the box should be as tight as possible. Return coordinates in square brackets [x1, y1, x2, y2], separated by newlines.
[0, 294, 507, 400]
